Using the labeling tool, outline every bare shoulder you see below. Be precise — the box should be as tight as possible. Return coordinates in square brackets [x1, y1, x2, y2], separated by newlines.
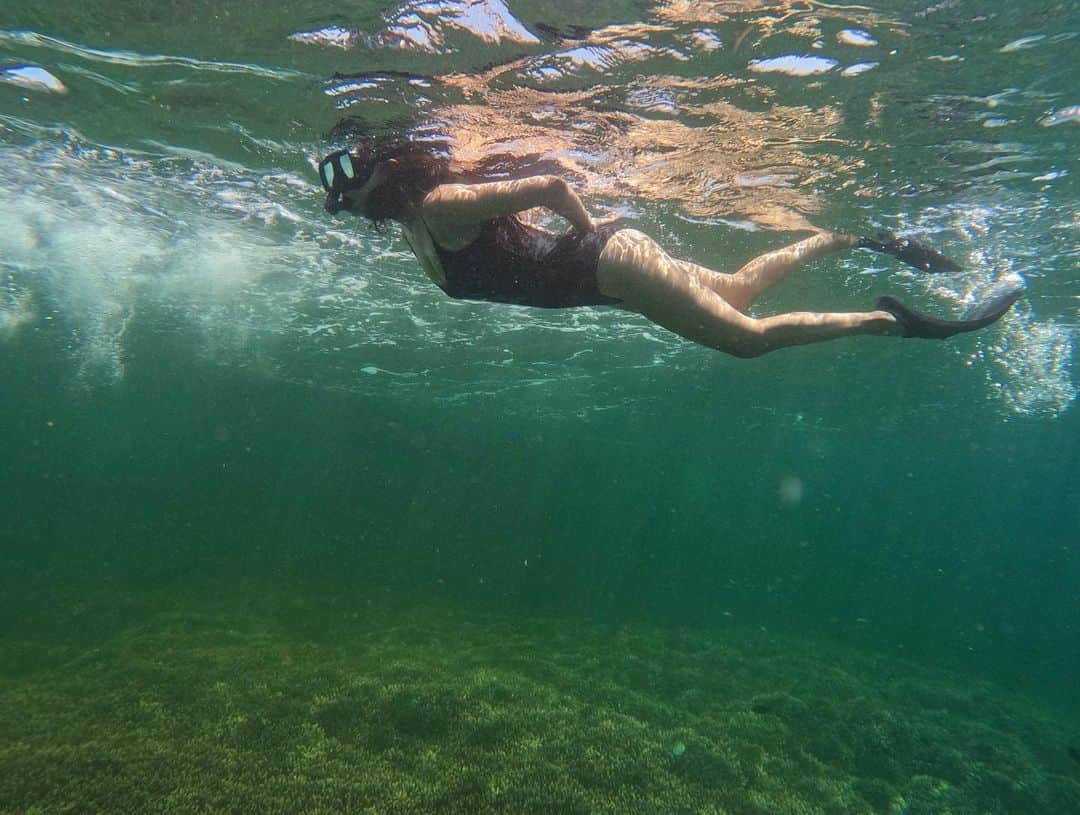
[420, 183, 477, 223]
[417, 188, 483, 252]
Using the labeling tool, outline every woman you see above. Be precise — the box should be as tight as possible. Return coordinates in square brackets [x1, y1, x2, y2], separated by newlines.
[318, 136, 1021, 358]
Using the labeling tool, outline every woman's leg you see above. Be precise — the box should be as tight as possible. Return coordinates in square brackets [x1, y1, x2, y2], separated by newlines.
[679, 231, 857, 312]
[597, 229, 899, 358]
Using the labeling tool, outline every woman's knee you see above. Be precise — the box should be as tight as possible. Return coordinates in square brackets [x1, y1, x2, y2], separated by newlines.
[720, 330, 770, 358]
[681, 318, 768, 358]
[715, 318, 774, 357]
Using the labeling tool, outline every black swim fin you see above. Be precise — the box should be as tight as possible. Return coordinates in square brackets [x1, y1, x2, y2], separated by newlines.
[876, 288, 1024, 339]
[858, 232, 962, 274]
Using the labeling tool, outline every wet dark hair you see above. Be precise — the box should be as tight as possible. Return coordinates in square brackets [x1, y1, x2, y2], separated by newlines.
[328, 121, 452, 227]
[361, 138, 451, 226]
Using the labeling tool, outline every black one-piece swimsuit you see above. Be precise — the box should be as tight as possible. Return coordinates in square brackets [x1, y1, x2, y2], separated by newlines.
[433, 215, 624, 309]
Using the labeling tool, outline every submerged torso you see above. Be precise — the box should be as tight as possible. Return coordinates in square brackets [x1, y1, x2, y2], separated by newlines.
[403, 214, 621, 309]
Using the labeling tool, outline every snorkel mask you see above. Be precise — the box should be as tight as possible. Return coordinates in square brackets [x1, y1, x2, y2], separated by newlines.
[318, 149, 374, 214]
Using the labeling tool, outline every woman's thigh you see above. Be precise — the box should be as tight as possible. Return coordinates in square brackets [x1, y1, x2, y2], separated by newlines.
[596, 229, 761, 355]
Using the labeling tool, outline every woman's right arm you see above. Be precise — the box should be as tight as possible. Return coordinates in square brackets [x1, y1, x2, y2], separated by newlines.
[422, 176, 593, 232]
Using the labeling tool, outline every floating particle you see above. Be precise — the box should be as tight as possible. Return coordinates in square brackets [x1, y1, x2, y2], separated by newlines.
[779, 476, 803, 507]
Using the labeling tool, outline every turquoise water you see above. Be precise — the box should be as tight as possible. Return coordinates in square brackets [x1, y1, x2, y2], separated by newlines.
[2, 1, 1079, 811]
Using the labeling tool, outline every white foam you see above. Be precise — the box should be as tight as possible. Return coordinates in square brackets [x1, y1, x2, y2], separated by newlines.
[972, 306, 1077, 417]
[0, 271, 36, 340]
[898, 203, 1076, 418]
[0, 143, 326, 385]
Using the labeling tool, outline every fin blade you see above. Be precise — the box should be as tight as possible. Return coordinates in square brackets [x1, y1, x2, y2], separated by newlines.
[876, 289, 1023, 339]
[860, 233, 962, 274]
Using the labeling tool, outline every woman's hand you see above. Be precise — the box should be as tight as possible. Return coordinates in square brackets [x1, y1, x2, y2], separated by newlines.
[571, 212, 620, 234]
[544, 177, 596, 232]
[592, 212, 622, 229]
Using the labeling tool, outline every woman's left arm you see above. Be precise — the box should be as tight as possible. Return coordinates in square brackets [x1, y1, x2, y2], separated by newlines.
[422, 176, 593, 232]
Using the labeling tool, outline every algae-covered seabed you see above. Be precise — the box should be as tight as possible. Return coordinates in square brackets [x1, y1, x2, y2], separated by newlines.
[1, 579, 1077, 815]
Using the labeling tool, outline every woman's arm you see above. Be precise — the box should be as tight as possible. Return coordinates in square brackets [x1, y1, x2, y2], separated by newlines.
[422, 176, 593, 232]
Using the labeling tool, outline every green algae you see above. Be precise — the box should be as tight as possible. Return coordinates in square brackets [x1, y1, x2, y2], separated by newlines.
[1, 580, 1077, 815]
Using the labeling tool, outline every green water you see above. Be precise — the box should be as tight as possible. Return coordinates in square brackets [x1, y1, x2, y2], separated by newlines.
[2, 1, 1079, 812]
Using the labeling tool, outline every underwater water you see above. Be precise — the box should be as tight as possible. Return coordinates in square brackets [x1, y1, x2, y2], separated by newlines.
[2, 0, 1079, 811]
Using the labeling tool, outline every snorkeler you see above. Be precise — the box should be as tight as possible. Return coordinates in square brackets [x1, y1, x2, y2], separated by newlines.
[318, 137, 1022, 358]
